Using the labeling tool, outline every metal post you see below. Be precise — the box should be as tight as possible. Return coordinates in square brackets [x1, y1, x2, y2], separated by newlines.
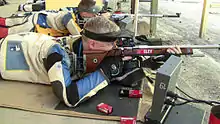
[131, 0, 135, 14]
[134, 0, 139, 36]
[150, 0, 158, 36]
[199, 0, 210, 38]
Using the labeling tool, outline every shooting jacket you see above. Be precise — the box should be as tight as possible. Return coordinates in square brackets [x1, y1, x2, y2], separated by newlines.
[0, 32, 109, 107]
[0, 10, 81, 38]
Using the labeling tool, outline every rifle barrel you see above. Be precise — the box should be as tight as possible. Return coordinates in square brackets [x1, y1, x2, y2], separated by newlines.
[121, 45, 220, 49]
[112, 13, 180, 18]
[112, 14, 164, 18]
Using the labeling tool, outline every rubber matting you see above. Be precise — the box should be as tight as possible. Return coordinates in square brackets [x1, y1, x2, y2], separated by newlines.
[55, 83, 142, 117]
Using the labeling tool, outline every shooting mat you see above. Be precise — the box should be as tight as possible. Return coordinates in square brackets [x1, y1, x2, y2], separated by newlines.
[0, 79, 152, 121]
[55, 83, 141, 117]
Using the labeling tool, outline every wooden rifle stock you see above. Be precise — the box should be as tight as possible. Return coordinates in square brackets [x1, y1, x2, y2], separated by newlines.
[84, 44, 220, 73]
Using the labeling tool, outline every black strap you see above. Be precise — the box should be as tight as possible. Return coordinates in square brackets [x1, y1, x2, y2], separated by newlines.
[81, 29, 121, 42]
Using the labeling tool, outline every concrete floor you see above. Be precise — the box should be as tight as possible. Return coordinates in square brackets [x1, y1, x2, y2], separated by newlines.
[0, 108, 118, 124]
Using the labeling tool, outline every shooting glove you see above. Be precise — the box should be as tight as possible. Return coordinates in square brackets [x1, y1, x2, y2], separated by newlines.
[97, 56, 123, 82]
[97, 57, 146, 87]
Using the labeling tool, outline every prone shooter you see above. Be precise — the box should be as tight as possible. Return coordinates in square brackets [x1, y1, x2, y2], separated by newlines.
[0, 0, 109, 38]
[0, 16, 183, 107]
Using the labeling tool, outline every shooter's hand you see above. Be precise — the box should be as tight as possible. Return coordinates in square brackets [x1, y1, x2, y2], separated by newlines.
[167, 46, 182, 54]
[97, 56, 145, 87]
[142, 46, 182, 70]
